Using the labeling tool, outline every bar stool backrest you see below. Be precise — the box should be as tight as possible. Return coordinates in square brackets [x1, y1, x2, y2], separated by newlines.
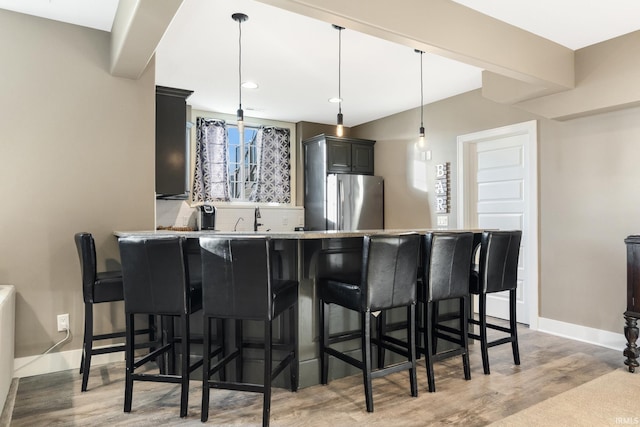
[363, 233, 420, 311]
[479, 230, 522, 294]
[200, 236, 272, 321]
[75, 232, 99, 304]
[118, 236, 190, 316]
[422, 232, 474, 302]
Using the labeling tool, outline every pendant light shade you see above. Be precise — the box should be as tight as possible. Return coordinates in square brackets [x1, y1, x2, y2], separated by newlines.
[416, 49, 425, 146]
[233, 13, 248, 134]
[333, 24, 344, 137]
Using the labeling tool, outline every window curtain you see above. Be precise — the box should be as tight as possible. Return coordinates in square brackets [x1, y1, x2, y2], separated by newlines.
[192, 117, 230, 202]
[249, 126, 291, 203]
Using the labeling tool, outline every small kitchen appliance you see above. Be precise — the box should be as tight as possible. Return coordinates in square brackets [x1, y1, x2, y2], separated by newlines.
[199, 205, 216, 230]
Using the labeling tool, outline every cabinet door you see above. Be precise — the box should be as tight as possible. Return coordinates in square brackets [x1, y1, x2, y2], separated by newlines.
[155, 86, 192, 197]
[351, 142, 374, 174]
[327, 140, 352, 173]
[156, 93, 187, 196]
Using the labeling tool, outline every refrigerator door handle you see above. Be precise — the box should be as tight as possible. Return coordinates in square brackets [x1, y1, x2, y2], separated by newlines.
[337, 179, 344, 230]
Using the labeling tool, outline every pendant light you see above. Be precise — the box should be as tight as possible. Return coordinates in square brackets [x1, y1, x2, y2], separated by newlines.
[333, 24, 345, 137]
[416, 49, 425, 146]
[232, 13, 248, 134]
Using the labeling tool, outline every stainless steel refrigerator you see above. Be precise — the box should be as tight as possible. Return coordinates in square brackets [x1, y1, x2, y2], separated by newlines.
[306, 173, 384, 231]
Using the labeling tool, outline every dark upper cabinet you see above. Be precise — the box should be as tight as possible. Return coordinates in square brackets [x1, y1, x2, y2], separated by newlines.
[326, 139, 351, 173]
[351, 142, 375, 174]
[155, 86, 193, 198]
[307, 134, 375, 175]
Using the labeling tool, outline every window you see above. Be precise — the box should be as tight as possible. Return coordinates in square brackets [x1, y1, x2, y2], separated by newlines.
[227, 124, 259, 200]
[192, 117, 292, 204]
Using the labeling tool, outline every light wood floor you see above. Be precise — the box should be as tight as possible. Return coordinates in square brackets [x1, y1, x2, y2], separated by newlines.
[4, 322, 623, 426]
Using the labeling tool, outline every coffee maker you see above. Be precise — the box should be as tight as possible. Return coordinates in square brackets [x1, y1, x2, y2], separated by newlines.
[198, 205, 216, 230]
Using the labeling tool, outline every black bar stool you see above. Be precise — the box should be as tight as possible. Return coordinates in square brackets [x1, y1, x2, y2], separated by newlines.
[118, 236, 211, 418]
[199, 236, 298, 427]
[74, 232, 155, 392]
[468, 230, 523, 374]
[317, 233, 420, 412]
[418, 232, 474, 392]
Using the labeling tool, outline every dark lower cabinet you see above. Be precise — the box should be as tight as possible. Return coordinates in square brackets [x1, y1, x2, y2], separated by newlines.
[624, 235, 640, 372]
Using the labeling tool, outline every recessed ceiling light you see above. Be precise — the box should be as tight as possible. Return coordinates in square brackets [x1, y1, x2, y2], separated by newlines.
[328, 97, 342, 103]
[242, 81, 259, 89]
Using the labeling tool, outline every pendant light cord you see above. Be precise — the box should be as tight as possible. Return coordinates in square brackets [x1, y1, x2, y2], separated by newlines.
[338, 26, 342, 115]
[232, 13, 247, 124]
[238, 18, 243, 111]
[419, 50, 424, 129]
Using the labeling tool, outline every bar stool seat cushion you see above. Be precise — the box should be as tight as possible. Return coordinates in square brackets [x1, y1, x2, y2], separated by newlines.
[272, 279, 298, 317]
[92, 271, 125, 303]
[318, 274, 362, 311]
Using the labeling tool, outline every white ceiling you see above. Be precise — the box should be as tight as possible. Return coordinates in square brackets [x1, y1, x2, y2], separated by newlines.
[3, 0, 640, 127]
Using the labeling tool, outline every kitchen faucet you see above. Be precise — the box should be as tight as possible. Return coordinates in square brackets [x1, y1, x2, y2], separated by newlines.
[234, 217, 244, 231]
[254, 207, 263, 232]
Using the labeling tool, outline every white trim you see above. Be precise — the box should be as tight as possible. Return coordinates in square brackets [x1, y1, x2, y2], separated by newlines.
[13, 349, 123, 379]
[11, 320, 624, 379]
[457, 120, 539, 330]
[537, 317, 626, 351]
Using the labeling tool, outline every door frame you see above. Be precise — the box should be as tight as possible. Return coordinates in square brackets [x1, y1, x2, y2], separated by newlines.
[456, 120, 539, 330]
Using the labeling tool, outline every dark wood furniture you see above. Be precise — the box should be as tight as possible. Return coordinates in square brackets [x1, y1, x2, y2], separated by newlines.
[624, 235, 640, 372]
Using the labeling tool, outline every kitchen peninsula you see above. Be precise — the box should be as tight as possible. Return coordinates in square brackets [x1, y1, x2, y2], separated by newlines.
[114, 228, 479, 387]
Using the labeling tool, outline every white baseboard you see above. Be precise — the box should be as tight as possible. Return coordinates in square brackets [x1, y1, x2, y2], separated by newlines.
[11, 318, 626, 378]
[537, 317, 626, 352]
[13, 348, 124, 379]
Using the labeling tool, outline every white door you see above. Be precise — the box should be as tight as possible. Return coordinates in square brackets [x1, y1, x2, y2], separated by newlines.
[457, 120, 538, 328]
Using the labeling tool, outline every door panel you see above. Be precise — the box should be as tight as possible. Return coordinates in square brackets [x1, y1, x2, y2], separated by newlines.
[457, 121, 538, 327]
[476, 134, 527, 323]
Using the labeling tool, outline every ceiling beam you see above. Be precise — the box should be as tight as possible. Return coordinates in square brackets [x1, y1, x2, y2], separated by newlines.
[110, 0, 183, 79]
[514, 30, 640, 120]
[256, 0, 575, 93]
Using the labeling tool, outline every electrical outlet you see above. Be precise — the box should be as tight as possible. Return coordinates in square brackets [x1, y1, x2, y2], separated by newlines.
[57, 313, 69, 332]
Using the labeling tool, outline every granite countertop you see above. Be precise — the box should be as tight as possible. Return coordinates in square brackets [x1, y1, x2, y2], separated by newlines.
[114, 228, 481, 240]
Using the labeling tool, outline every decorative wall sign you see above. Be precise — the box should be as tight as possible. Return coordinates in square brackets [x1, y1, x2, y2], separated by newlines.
[435, 162, 450, 214]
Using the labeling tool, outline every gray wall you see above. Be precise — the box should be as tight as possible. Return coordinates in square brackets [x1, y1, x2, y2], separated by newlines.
[0, 10, 155, 357]
[2, 4, 637, 363]
[353, 89, 640, 333]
